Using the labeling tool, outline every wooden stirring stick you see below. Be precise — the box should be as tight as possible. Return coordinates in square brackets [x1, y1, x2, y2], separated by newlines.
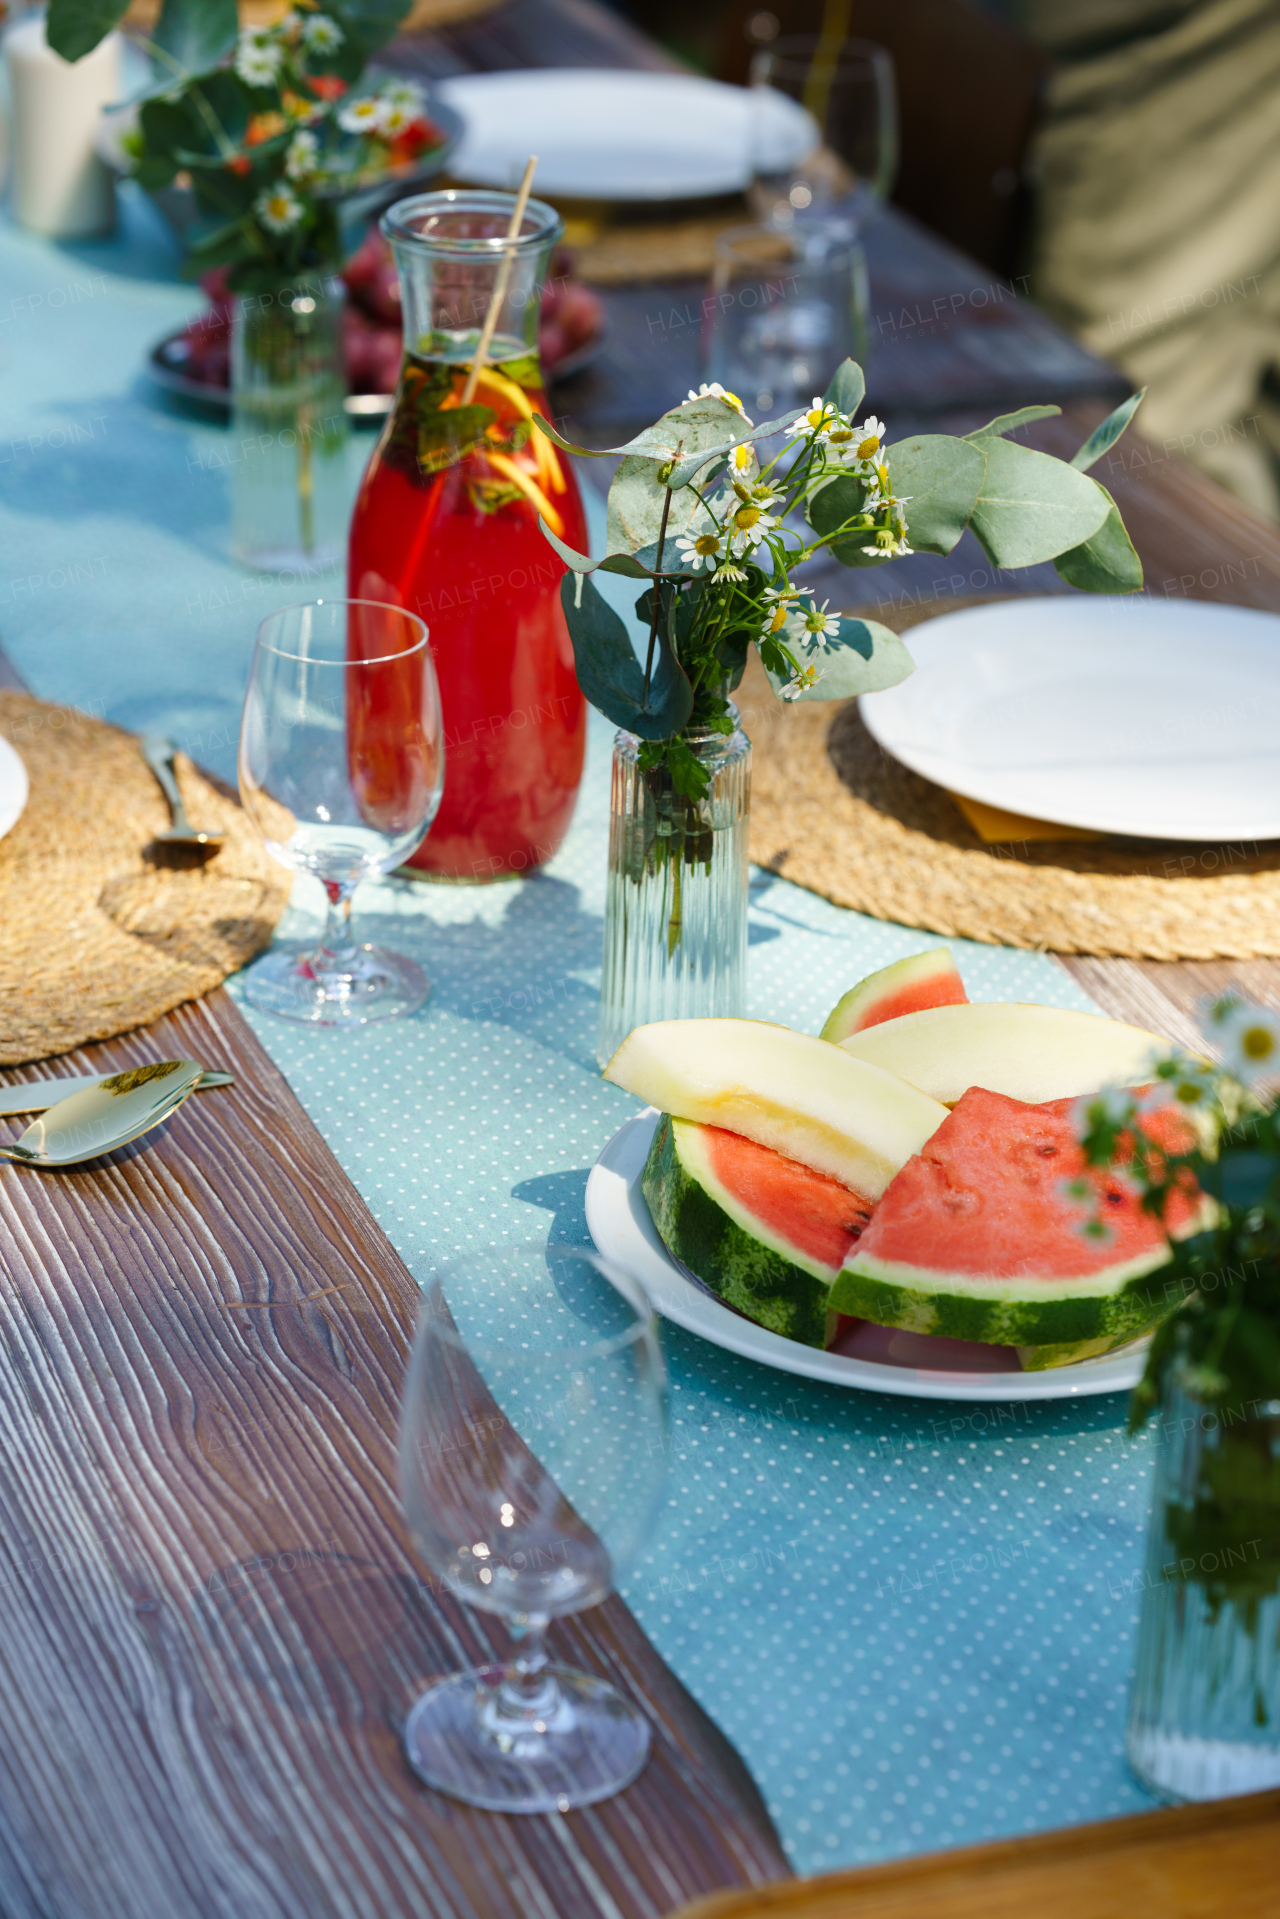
[459, 155, 538, 407]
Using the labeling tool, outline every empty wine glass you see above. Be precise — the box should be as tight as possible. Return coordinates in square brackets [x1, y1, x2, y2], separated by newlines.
[750, 35, 898, 235]
[398, 1243, 669, 1812]
[238, 598, 444, 1025]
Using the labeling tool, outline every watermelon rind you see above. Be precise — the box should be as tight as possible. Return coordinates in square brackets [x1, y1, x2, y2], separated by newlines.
[641, 1114, 832, 1348]
[819, 947, 965, 1045]
[828, 1244, 1177, 1348]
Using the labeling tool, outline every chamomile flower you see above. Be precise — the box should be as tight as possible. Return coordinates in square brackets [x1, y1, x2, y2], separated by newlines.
[235, 29, 284, 87]
[851, 415, 887, 459]
[760, 581, 800, 635]
[675, 528, 724, 573]
[380, 79, 427, 112]
[1212, 997, 1280, 1086]
[715, 562, 748, 584]
[727, 441, 756, 477]
[374, 99, 420, 138]
[861, 525, 913, 558]
[685, 382, 750, 419]
[789, 598, 840, 641]
[780, 662, 825, 700]
[284, 128, 320, 181]
[256, 183, 305, 234]
[726, 500, 778, 553]
[785, 397, 839, 440]
[337, 95, 383, 134]
[301, 13, 344, 54]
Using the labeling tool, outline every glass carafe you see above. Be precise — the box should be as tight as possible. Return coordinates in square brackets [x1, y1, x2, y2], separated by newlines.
[348, 190, 588, 881]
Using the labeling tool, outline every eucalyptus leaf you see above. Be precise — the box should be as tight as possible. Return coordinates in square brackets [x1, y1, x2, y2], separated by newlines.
[606, 455, 706, 557]
[763, 616, 914, 703]
[824, 359, 866, 418]
[1053, 483, 1143, 592]
[151, 0, 238, 80]
[968, 435, 1111, 568]
[806, 472, 893, 568]
[666, 408, 804, 488]
[883, 434, 986, 556]
[538, 521, 663, 580]
[965, 404, 1060, 440]
[559, 575, 693, 739]
[536, 395, 754, 467]
[1070, 388, 1146, 472]
[334, 0, 414, 59]
[45, 0, 128, 62]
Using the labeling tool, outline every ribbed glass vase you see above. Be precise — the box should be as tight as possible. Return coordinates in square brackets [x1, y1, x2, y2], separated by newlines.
[597, 712, 751, 1069]
[1126, 1369, 1280, 1801]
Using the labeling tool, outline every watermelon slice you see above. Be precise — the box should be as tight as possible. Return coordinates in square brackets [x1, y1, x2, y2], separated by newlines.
[604, 1018, 947, 1200]
[642, 1115, 873, 1347]
[830, 1087, 1202, 1349]
[820, 947, 967, 1044]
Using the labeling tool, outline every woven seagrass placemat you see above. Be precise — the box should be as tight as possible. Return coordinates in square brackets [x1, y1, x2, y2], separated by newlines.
[0, 693, 290, 1065]
[739, 599, 1280, 959]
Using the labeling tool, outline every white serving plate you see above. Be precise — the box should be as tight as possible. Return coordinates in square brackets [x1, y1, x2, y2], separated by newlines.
[0, 736, 29, 843]
[586, 1109, 1146, 1403]
[860, 596, 1280, 842]
[437, 69, 812, 201]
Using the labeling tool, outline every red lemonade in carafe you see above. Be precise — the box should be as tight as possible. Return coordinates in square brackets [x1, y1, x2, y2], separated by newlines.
[348, 191, 587, 880]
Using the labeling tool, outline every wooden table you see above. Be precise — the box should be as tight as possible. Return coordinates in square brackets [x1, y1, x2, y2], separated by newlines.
[1, 5, 1277, 1914]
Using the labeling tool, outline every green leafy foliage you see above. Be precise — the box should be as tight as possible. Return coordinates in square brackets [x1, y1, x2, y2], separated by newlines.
[151, 0, 238, 82]
[1054, 484, 1143, 592]
[760, 618, 914, 703]
[965, 404, 1061, 440]
[45, 0, 128, 63]
[824, 360, 866, 418]
[1071, 389, 1146, 472]
[558, 575, 693, 740]
[882, 435, 986, 557]
[968, 434, 1112, 568]
[806, 471, 890, 568]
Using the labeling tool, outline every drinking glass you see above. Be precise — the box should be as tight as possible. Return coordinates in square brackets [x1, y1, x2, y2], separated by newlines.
[701, 223, 867, 420]
[750, 35, 898, 234]
[398, 1244, 669, 1812]
[238, 598, 444, 1026]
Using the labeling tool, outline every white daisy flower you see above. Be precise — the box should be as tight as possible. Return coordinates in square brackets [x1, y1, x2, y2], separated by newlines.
[727, 441, 756, 476]
[789, 599, 840, 641]
[1214, 999, 1280, 1085]
[760, 581, 800, 635]
[337, 95, 383, 134]
[780, 662, 825, 701]
[301, 13, 344, 53]
[256, 183, 305, 234]
[684, 382, 751, 421]
[675, 528, 724, 573]
[284, 128, 319, 181]
[374, 99, 419, 138]
[861, 528, 913, 558]
[380, 78, 426, 112]
[851, 415, 887, 459]
[235, 30, 284, 87]
[785, 397, 838, 440]
[715, 562, 748, 584]
[726, 500, 777, 553]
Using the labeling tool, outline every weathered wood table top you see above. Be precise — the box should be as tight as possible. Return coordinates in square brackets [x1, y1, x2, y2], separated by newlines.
[2, 4, 1277, 1913]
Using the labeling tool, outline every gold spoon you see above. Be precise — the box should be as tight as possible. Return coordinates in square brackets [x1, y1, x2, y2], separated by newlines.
[141, 735, 226, 849]
[0, 1059, 205, 1167]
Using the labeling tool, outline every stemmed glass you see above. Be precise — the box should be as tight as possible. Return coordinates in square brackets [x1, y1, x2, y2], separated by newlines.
[750, 35, 899, 234]
[238, 598, 444, 1025]
[398, 1244, 669, 1812]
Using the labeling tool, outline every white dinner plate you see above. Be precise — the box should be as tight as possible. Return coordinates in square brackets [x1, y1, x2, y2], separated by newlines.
[859, 596, 1280, 842]
[437, 69, 813, 201]
[586, 1109, 1146, 1402]
[0, 736, 29, 843]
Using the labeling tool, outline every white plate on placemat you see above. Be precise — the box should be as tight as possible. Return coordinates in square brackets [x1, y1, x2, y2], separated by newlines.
[586, 1109, 1146, 1402]
[438, 69, 813, 201]
[860, 597, 1280, 842]
[0, 736, 29, 843]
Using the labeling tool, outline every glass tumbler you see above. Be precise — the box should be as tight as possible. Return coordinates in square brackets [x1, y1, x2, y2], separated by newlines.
[399, 1244, 669, 1812]
[238, 598, 444, 1025]
[701, 223, 866, 422]
[750, 34, 898, 234]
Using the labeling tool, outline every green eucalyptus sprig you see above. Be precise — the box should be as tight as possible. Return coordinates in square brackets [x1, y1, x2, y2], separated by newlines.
[534, 360, 1144, 797]
[1075, 1002, 1280, 1620]
[47, 0, 419, 291]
